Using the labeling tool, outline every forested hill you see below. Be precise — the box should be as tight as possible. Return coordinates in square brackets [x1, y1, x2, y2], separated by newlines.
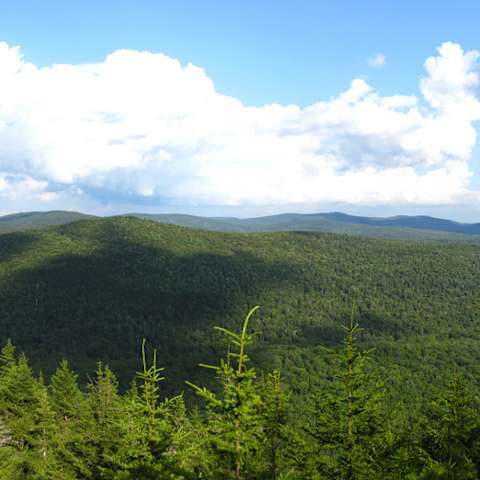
[2, 210, 480, 241]
[1, 216, 480, 405]
[0, 210, 92, 234]
[320, 211, 480, 234]
[124, 212, 480, 240]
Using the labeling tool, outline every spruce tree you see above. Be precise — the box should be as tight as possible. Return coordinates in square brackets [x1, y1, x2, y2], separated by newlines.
[419, 372, 480, 479]
[0, 345, 58, 479]
[87, 363, 125, 479]
[304, 314, 391, 479]
[259, 370, 293, 479]
[114, 340, 187, 479]
[0, 339, 16, 371]
[49, 359, 94, 479]
[186, 306, 264, 480]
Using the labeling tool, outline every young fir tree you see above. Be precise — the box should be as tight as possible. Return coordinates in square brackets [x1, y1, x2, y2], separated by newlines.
[49, 359, 95, 479]
[259, 370, 294, 479]
[33, 380, 62, 479]
[304, 313, 391, 480]
[0, 339, 16, 371]
[186, 306, 265, 480]
[86, 362, 125, 479]
[419, 372, 480, 479]
[0, 343, 58, 479]
[114, 340, 188, 479]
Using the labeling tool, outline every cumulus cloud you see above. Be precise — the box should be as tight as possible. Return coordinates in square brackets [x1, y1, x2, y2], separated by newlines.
[368, 53, 386, 68]
[0, 41, 479, 213]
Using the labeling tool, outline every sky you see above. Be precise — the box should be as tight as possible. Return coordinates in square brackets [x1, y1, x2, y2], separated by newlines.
[1, 1, 480, 220]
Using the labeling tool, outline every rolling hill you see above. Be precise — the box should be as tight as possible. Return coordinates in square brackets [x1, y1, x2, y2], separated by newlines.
[134, 212, 480, 241]
[319, 211, 480, 234]
[2, 210, 480, 242]
[1, 216, 480, 407]
[0, 210, 93, 234]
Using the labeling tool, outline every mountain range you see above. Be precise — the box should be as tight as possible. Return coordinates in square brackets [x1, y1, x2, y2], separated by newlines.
[1, 210, 480, 240]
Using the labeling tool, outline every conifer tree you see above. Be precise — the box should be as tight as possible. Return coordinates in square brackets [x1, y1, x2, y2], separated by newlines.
[49, 359, 94, 479]
[304, 313, 391, 479]
[0, 345, 58, 479]
[114, 340, 187, 479]
[33, 382, 61, 479]
[259, 370, 293, 479]
[87, 363, 125, 479]
[187, 306, 264, 480]
[0, 339, 16, 371]
[419, 372, 480, 479]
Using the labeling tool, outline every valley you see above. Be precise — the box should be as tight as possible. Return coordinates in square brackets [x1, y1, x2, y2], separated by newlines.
[1, 215, 479, 406]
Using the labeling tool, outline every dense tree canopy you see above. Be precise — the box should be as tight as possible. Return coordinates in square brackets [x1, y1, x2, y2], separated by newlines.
[1, 216, 479, 409]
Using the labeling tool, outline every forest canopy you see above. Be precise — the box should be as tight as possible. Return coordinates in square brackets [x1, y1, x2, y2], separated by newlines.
[0, 217, 479, 405]
[1, 308, 479, 479]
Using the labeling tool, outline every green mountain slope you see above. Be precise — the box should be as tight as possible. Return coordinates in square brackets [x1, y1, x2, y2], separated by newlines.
[0, 210, 93, 233]
[134, 212, 480, 241]
[2, 210, 480, 242]
[320, 211, 480, 234]
[1, 216, 480, 404]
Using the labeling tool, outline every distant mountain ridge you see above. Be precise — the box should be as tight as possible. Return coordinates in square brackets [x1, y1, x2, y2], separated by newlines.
[133, 211, 480, 240]
[319, 212, 480, 235]
[1, 210, 480, 240]
[0, 210, 94, 233]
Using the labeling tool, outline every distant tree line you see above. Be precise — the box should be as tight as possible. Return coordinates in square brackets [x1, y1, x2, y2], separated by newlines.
[1, 307, 479, 480]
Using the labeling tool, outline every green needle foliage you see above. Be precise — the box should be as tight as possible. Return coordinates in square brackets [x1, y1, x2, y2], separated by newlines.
[419, 372, 480, 479]
[87, 363, 124, 478]
[305, 311, 391, 479]
[114, 339, 190, 479]
[187, 306, 264, 479]
[259, 370, 292, 480]
[49, 359, 94, 479]
[0, 344, 58, 479]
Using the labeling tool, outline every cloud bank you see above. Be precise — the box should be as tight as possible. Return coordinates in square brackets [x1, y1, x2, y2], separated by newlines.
[0, 41, 479, 213]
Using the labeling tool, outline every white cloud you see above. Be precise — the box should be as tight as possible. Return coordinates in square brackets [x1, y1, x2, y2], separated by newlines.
[368, 53, 386, 68]
[0, 41, 479, 212]
[0, 173, 57, 207]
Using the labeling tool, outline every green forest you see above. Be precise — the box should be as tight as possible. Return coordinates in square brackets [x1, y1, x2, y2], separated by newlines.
[1, 217, 480, 400]
[1, 216, 480, 478]
[2, 307, 480, 479]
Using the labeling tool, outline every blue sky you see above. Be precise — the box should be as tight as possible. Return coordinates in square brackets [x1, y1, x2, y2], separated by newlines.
[3, 0, 480, 105]
[1, 1, 480, 220]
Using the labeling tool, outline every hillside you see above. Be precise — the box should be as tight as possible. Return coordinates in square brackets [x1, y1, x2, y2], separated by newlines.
[1, 216, 480, 406]
[2, 210, 480, 242]
[320, 211, 480, 234]
[0, 210, 93, 234]
[133, 212, 480, 241]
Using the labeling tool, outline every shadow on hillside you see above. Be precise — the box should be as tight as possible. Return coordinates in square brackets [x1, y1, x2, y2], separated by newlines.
[0, 231, 42, 263]
[0, 219, 303, 391]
